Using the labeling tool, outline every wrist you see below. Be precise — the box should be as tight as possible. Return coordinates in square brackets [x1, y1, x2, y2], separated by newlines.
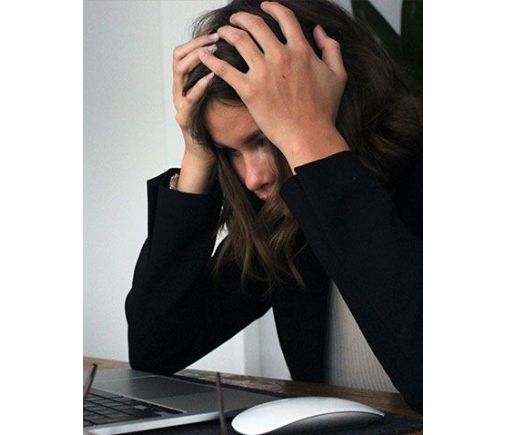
[178, 153, 216, 194]
[182, 150, 215, 170]
[284, 126, 350, 172]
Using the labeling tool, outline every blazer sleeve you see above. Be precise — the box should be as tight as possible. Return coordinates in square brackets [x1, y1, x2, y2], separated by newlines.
[125, 169, 271, 375]
[280, 151, 422, 411]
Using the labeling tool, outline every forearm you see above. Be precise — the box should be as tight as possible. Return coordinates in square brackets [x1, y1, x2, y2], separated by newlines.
[126, 170, 222, 367]
[280, 151, 423, 410]
[126, 243, 271, 375]
[177, 151, 216, 194]
[126, 171, 271, 374]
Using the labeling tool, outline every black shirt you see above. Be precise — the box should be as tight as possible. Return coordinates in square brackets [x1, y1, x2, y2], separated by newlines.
[125, 150, 423, 412]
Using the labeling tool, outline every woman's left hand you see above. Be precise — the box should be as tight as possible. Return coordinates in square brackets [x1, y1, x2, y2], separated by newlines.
[198, 1, 350, 170]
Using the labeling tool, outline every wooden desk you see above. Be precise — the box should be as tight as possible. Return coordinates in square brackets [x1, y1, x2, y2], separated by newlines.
[84, 356, 422, 432]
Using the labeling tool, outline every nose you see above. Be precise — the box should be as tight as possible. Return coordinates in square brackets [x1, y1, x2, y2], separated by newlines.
[243, 151, 272, 193]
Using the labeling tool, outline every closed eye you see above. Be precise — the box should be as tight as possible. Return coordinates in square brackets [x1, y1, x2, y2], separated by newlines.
[214, 136, 267, 158]
[256, 137, 267, 147]
[215, 146, 241, 159]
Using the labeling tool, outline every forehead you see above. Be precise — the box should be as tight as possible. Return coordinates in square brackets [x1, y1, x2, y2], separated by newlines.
[204, 100, 258, 148]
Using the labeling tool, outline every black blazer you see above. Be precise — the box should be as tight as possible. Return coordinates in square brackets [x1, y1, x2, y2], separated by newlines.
[125, 150, 423, 412]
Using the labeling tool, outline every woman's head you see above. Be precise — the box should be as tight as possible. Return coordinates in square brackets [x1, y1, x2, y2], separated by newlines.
[202, 96, 297, 289]
[204, 100, 278, 201]
[183, 0, 421, 289]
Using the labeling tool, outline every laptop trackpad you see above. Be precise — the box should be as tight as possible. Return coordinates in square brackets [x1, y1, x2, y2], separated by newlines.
[95, 376, 215, 399]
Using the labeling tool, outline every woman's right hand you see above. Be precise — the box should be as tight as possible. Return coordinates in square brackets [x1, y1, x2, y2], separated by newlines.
[172, 33, 219, 168]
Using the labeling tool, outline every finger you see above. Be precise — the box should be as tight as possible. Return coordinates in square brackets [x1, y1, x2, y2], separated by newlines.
[173, 44, 217, 92]
[260, 1, 305, 46]
[217, 25, 263, 67]
[229, 12, 283, 54]
[173, 32, 219, 62]
[198, 48, 245, 92]
[313, 25, 346, 75]
[178, 44, 217, 76]
[184, 72, 215, 104]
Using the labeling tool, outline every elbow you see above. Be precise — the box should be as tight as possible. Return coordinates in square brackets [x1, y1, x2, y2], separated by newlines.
[127, 327, 188, 376]
[127, 330, 151, 372]
[127, 326, 165, 374]
[127, 339, 168, 375]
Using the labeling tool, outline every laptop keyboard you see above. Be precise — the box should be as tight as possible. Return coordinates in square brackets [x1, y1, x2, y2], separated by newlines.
[84, 388, 183, 428]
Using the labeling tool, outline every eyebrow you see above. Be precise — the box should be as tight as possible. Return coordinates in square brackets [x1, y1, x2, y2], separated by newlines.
[213, 129, 264, 149]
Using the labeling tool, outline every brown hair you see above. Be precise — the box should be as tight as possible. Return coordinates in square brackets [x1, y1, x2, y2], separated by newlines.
[183, 0, 422, 291]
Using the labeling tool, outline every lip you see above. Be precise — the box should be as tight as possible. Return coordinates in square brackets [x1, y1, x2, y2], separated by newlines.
[255, 190, 272, 201]
[254, 184, 275, 201]
[256, 194, 268, 201]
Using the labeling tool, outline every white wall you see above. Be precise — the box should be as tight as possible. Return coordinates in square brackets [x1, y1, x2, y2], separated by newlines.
[84, 0, 403, 380]
[84, 0, 168, 362]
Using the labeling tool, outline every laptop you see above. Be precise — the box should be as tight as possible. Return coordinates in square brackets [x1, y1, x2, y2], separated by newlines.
[83, 367, 280, 434]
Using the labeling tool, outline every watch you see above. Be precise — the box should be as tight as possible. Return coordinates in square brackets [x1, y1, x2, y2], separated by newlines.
[169, 172, 179, 190]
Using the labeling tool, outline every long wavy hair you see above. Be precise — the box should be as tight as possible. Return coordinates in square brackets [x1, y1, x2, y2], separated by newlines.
[183, 0, 422, 291]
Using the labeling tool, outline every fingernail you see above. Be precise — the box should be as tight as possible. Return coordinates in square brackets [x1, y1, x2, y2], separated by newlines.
[206, 72, 215, 80]
[318, 24, 327, 36]
[208, 33, 219, 42]
[198, 48, 208, 59]
[206, 44, 217, 53]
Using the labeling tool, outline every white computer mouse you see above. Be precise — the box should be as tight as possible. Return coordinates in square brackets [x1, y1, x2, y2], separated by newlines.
[231, 396, 385, 435]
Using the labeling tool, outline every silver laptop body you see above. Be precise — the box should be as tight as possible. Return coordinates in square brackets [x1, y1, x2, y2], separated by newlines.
[84, 368, 280, 434]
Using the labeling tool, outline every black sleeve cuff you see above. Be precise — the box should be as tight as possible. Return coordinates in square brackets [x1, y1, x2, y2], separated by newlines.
[146, 168, 222, 239]
[281, 151, 376, 198]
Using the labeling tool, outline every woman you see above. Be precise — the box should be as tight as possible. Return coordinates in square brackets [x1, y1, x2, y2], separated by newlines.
[125, 0, 422, 412]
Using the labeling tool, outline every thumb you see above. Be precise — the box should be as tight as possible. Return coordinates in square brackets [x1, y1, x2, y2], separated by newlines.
[313, 24, 345, 74]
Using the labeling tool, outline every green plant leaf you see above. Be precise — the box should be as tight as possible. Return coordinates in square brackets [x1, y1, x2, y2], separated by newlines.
[401, 0, 422, 63]
[400, 0, 422, 95]
[351, 0, 402, 60]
